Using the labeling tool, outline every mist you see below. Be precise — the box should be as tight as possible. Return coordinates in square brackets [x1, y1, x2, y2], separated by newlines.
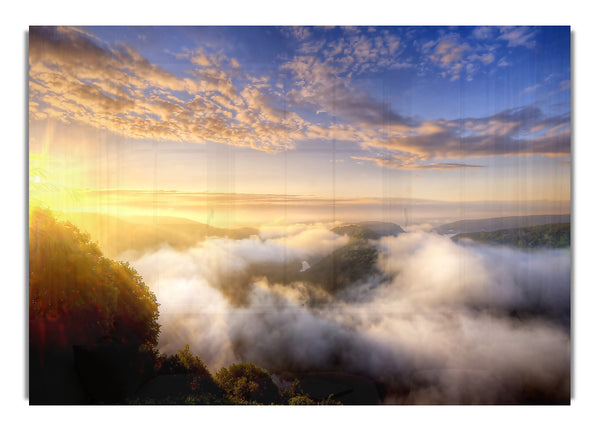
[123, 225, 570, 404]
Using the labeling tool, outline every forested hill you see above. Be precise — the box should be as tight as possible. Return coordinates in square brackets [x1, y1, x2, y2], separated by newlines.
[434, 214, 570, 235]
[298, 221, 405, 294]
[452, 223, 570, 248]
[29, 208, 161, 404]
[331, 221, 405, 239]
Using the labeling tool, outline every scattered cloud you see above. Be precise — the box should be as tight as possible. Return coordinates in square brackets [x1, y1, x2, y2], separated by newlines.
[420, 27, 542, 81]
[471, 27, 494, 40]
[354, 105, 570, 168]
[497, 57, 510, 67]
[420, 33, 502, 81]
[520, 84, 542, 96]
[29, 26, 570, 172]
[280, 27, 411, 127]
[352, 156, 484, 170]
[281, 26, 312, 41]
[422, 35, 472, 81]
[282, 55, 414, 127]
[558, 80, 571, 91]
[29, 26, 307, 153]
[498, 27, 537, 49]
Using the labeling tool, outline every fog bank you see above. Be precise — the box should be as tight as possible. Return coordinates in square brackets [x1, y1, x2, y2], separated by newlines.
[124, 226, 570, 404]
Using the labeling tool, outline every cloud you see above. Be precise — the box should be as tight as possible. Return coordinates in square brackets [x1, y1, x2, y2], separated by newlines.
[432, 38, 470, 66]
[30, 27, 569, 172]
[547, 79, 571, 98]
[557, 80, 571, 92]
[281, 51, 413, 128]
[497, 57, 510, 67]
[122, 225, 347, 308]
[421, 36, 471, 81]
[29, 26, 415, 155]
[499, 27, 537, 49]
[469, 52, 495, 65]
[420, 27, 541, 81]
[280, 27, 412, 127]
[282, 55, 414, 127]
[265, 224, 348, 254]
[351, 156, 484, 170]
[376, 232, 570, 319]
[403, 222, 433, 232]
[471, 27, 494, 40]
[124, 226, 570, 404]
[281, 26, 312, 41]
[420, 33, 500, 81]
[29, 26, 307, 152]
[74, 189, 394, 210]
[357, 105, 571, 166]
[520, 84, 542, 96]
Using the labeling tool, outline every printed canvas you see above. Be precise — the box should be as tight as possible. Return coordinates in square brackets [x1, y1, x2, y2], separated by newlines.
[28, 26, 571, 405]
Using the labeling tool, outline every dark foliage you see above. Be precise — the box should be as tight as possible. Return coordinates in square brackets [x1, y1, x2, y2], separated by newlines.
[301, 238, 380, 293]
[215, 363, 281, 404]
[156, 344, 211, 376]
[29, 208, 160, 403]
[73, 339, 156, 403]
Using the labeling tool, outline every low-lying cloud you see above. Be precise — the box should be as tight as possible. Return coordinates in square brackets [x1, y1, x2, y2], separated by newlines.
[376, 232, 570, 320]
[123, 226, 570, 404]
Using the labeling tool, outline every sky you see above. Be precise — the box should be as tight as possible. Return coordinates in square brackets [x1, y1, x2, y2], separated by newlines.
[28, 26, 571, 226]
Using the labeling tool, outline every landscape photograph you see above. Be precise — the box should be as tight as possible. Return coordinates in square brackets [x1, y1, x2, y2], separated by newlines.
[28, 25, 571, 405]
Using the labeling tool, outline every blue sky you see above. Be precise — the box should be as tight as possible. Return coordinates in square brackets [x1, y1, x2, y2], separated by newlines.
[28, 26, 571, 223]
[82, 26, 570, 119]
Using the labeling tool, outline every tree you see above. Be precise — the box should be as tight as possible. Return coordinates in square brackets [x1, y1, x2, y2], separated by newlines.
[215, 363, 280, 404]
[29, 208, 161, 404]
[29, 208, 160, 352]
[157, 344, 210, 376]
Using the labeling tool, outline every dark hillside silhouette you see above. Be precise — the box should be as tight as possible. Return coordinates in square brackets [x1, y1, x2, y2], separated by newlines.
[29, 208, 160, 403]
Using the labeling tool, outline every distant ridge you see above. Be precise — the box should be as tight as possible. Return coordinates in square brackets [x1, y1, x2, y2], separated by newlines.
[452, 223, 570, 248]
[433, 214, 570, 235]
[58, 212, 258, 257]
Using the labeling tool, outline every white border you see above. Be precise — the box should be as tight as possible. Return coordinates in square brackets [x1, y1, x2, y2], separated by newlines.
[3, 2, 598, 430]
